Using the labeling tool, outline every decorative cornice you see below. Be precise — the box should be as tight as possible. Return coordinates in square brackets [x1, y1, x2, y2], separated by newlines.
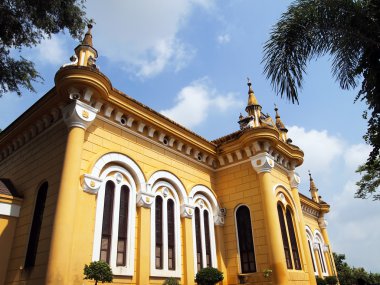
[251, 152, 275, 173]
[301, 203, 320, 218]
[62, 99, 98, 129]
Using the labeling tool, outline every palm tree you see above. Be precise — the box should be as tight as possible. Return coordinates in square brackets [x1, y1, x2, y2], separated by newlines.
[262, 0, 380, 200]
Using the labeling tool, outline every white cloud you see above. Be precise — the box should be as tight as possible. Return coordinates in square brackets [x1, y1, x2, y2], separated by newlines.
[160, 78, 242, 128]
[288, 126, 344, 177]
[86, 0, 213, 78]
[343, 143, 371, 173]
[28, 35, 68, 66]
[217, 33, 231, 44]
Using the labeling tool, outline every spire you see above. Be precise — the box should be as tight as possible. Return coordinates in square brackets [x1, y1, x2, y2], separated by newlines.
[309, 170, 320, 203]
[274, 104, 288, 141]
[82, 23, 94, 46]
[74, 22, 98, 68]
[247, 78, 259, 106]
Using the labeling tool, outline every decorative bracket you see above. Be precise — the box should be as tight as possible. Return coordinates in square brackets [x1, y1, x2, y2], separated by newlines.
[180, 204, 195, 218]
[251, 152, 274, 173]
[136, 191, 155, 208]
[62, 100, 98, 130]
[82, 174, 103, 194]
[288, 170, 301, 189]
[214, 207, 226, 226]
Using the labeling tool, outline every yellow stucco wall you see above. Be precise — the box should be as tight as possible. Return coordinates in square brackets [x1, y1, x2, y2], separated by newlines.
[0, 122, 67, 285]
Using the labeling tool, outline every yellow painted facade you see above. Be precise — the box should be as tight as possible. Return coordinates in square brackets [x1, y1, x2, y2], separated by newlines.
[0, 26, 337, 285]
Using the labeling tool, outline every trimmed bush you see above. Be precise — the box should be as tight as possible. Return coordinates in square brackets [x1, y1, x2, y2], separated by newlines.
[195, 267, 224, 285]
[84, 261, 113, 285]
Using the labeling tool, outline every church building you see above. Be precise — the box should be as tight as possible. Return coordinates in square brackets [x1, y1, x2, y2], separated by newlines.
[0, 25, 337, 285]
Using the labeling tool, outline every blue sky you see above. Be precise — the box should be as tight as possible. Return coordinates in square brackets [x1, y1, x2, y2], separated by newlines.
[1, 0, 379, 272]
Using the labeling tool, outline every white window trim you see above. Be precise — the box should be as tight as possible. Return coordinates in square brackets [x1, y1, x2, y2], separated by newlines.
[234, 204, 257, 274]
[306, 228, 318, 275]
[92, 166, 136, 276]
[191, 194, 217, 273]
[314, 231, 328, 276]
[150, 181, 181, 278]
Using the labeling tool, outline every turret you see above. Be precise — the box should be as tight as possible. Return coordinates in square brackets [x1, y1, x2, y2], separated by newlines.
[74, 23, 98, 67]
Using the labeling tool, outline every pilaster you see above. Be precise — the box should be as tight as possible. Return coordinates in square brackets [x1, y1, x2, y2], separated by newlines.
[251, 152, 288, 285]
[288, 170, 317, 285]
[182, 216, 195, 285]
[46, 100, 97, 285]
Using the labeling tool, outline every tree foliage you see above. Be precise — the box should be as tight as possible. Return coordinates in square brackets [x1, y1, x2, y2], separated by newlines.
[83, 261, 113, 285]
[0, 0, 88, 96]
[333, 252, 380, 285]
[262, 0, 380, 200]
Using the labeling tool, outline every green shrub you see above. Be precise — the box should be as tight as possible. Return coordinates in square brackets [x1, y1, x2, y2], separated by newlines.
[195, 267, 224, 285]
[325, 276, 338, 285]
[163, 277, 180, 285]
[316, 276, 327, 285]
[84, 261, 113, 285]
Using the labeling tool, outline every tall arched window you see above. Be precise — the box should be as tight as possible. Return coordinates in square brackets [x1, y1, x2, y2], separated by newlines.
[315, 233, 328, 275]
[306, 229, 317, 275]
[25, 182, 48, 268]
[286, 208, 301, 270]
[277, 204, 302, 270]
[150, 184, 181, 277]
[235, 205, 256, 273]
[192, 199, 217, 272]
[93, 169, 137, 276]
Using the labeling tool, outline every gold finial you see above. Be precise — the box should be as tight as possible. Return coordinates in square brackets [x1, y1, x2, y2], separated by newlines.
[247, 77, 254, 94]
[83, 21, 94, 46]
[274, 104, 280, 117]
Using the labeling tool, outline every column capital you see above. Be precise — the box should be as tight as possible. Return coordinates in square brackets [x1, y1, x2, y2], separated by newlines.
[214, 207, 226, 226]
[318, 217, 328, 229]
[288, 170, 301, 189]
[62, 100, 98, 129]
[251, 152, 274, 173]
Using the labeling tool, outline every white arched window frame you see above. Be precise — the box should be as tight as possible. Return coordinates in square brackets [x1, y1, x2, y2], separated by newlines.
[314, 231, 328, 276]
[234, 204, 257, 273]
[306, 227, 318, 275]
[92, 165, 137, 276]
[191, 193, 217, 273]
[150, 181, 182, 277]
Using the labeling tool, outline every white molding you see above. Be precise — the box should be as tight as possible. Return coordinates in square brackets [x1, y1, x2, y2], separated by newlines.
[0, 202, 21, 217]
[313, 230, 329, 276]
[188, 185, 219, 217]
[150, 182, 182, 278]
[305, 227, 318, 275]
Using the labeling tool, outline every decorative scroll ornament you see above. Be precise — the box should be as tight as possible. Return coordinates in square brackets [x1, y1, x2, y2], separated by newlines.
[251, 152, 275, 173]
[82, 174, 103, 194]
[136, 191, 155, 208]
[180, 204, 195, 218]
[62, 100, 98, 129]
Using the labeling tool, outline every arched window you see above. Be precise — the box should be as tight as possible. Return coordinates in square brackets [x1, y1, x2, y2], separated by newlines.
[25, 182, 48, 268]
[235, 205, 256, 273]
[192, 199, 217, 272]
[277, 204, 302, 270]
[286, 208, 301, 270]
[315, 233, 328, 275]
[150, 185, 181, 277]
[306, 229, 317, 275]
[93, 169, 136, 276]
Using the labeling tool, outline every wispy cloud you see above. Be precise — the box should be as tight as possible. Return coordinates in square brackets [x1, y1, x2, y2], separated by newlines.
[217, 33, 231, 44]
[86, 0, 214, 78]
